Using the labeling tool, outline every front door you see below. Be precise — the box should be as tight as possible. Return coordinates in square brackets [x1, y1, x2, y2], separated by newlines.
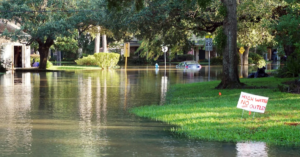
[199, 50, 205, 60]
[14, 46, 22, 67]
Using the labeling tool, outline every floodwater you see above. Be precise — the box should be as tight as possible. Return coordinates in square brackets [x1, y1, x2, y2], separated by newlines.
[0, 63, 299, 157]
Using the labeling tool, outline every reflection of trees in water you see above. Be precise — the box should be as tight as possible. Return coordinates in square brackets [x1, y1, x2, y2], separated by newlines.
[78, 76, 95, 154]
[0, 72, 32, 155]
[77, 70, 121, 154]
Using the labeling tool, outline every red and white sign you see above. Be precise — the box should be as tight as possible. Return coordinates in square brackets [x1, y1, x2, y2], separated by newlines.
[237, 92, 268, 113]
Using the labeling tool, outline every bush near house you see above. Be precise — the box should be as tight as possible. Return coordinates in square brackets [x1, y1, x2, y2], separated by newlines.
[211, 56, 223, 65]
[75, 55, 97, 66]
[75, 52, 120, 69]
[94, 52, 120, 69]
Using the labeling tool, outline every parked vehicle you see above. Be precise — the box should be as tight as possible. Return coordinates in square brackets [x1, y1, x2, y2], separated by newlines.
[176, 61, 201, 70]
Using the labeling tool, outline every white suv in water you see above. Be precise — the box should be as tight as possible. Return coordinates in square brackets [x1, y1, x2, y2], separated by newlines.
[176, 61, 201, 70]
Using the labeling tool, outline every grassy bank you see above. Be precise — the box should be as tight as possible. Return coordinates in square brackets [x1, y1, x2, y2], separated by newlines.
[130, 77, 300, 146]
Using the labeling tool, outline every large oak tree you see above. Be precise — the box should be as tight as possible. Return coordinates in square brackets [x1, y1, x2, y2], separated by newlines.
[0, 0, 102, 69]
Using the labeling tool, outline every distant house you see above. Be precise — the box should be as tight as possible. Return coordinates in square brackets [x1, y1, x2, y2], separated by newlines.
[0, 20, 31, 69]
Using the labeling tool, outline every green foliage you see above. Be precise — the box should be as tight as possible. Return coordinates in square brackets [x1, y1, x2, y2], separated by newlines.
[53, 36, 79, 53]
[269, 1, 300, 54]
[75, 55, 97, 66]
[0, 0, 104, 69]
[275, 52, 300, 78]
[249, 52, 263, 64]
[93, 53, 120, 69]
[131, 77, 300, 146]
[249, 45, 268, 56]
[257, 59, 266, 68]
[218, 3, 227, 17]
[248, 58, 253, 64]
[214, 27, 227, 54]
[46, 61, 53, 69]
[211, 56, 223, 65]
[107, 0, 222, 60]
[237, 0, 278, 48]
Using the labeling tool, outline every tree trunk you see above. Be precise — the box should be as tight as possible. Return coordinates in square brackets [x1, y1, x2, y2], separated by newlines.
[242, 46, 250, 65]
[239, 53, 243, 65]
[94, 26, 101, 53]
[267, 47, 272, 61]
[38, 46, 50, 69]
[102, 34, 107, 52]
[38, 38, 53, 69]
[216, 0, 243, 89]
[77, 31, 83, 58]
[242, 65, 248, 78]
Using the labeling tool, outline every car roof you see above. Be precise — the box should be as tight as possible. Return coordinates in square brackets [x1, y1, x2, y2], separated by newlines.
[182, 61, 197, 64]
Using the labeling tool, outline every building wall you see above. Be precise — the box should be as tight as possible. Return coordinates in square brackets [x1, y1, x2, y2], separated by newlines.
[1, 42, 31, 68]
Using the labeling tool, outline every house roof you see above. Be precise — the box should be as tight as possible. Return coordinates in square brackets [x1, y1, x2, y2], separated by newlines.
[0, 21, 20, 33]
[0, 20, 30, 44]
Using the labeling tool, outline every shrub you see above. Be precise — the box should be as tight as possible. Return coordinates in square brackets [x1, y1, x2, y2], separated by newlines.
[75, 55, 97, 66]
[257, 59, 266, 68]
[211, 56, 223, 65]
[249, 52, 263, 64]
[93, 52, 120, 68]
[275, 53, 300, 78]
[47, 61, 53, 68]
[248, 58, 254, 64]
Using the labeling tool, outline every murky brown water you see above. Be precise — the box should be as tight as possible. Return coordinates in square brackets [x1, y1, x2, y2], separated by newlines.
[0, 64, 299, 157]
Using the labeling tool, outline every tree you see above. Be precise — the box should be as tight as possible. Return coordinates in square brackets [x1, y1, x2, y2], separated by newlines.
[0, 0, 101, 69]
[107, 0, 256, 88]
[269, 0, 300, 57]
[236, 0, 281, 65]
[106, 0, 223, 58]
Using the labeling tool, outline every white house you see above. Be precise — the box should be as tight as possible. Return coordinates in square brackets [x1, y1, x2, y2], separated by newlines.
[0, 21, 31, 69]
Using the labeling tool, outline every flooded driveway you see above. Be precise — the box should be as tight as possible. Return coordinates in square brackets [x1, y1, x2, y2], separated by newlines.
[0, 64, 298, 156]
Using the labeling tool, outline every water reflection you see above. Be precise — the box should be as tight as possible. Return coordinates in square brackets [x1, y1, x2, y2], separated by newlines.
[239, 62, 281, 78]
[0, 71, 32, 156]
[236, 142, 268, 157]
[0, 66, 298, 156]
[160, 76, 168, 105]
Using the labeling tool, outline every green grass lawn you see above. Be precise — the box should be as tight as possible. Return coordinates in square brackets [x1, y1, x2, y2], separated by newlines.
[130, 77, 300, 146]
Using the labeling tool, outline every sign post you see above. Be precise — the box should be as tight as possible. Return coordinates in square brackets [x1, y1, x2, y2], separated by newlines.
[205, 35, 213, 81]
[124, 42, 130, 69]
[161, 46, 168, 105]
[239, 47, 245, 65]
[162, 46, 168, 76]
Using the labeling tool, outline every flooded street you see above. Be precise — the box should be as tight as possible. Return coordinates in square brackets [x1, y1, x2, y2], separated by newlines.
[0, 64, 299, 157]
